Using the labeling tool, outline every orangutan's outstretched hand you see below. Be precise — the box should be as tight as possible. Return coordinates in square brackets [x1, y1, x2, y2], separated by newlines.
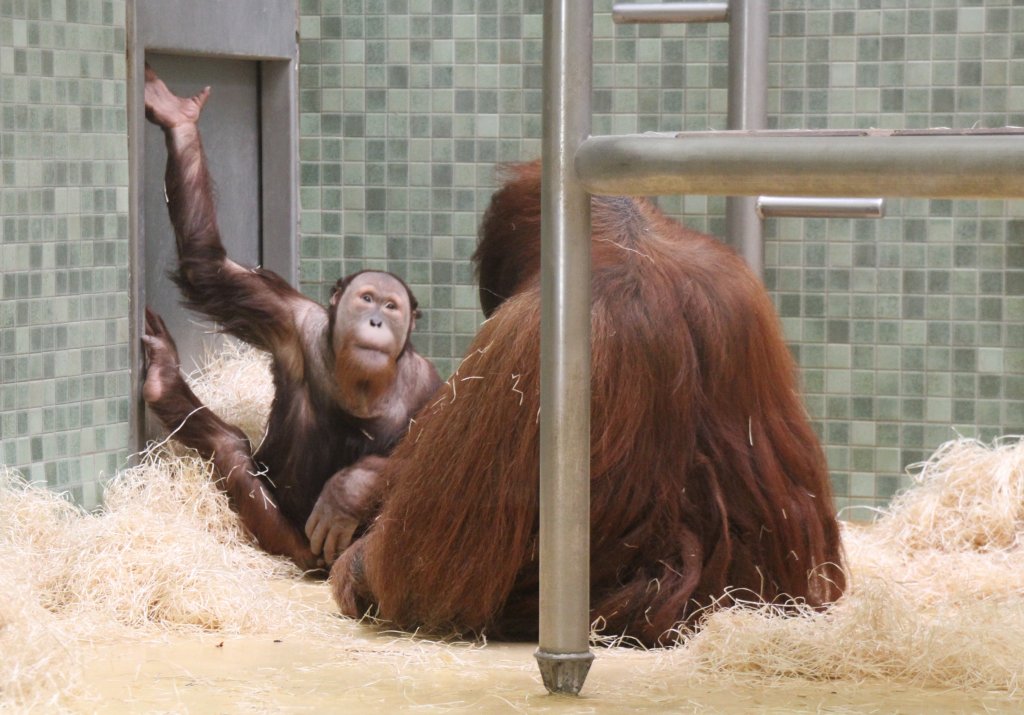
[144, 63, 210, 130]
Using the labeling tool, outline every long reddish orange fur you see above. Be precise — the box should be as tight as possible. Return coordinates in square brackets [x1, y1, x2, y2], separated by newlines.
[332, 161, 845, 645]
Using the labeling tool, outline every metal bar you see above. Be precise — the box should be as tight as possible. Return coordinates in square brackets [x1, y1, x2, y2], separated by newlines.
[612, 2, 728, 24]
[259, 59, 301, 285]
[726, 0, 769, 139]
[757, 196, 886, 219]
[725, 0, 769, 276]
[126, 0, 147, 459]
[535, 0, 595, 698]
[575, 132, 1024, 199]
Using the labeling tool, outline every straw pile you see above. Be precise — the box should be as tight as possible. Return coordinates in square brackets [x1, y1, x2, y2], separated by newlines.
[0, 344, 317, 710]
[2, 343, 1024, 709]
[0, 467, 83, 709]
[671, 436, 1024, 693]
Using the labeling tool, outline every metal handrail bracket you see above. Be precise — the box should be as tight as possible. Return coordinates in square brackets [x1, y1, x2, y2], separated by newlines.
[611, 2, 729, 24]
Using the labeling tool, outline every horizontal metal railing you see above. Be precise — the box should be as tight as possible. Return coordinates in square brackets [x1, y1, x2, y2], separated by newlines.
[575, 130, 1024, 199]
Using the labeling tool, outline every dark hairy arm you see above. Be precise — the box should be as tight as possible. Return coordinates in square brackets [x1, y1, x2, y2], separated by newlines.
[142, 308, 320, 570]
[145, 66, 319, 375]
[306, 455, 390, 565]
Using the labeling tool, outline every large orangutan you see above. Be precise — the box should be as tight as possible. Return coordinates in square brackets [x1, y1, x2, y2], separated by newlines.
[141, 67, 442, 570]
[326, 161, 846, 646]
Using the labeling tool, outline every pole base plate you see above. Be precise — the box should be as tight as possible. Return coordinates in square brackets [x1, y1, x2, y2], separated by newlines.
[534, 649, 595, 695]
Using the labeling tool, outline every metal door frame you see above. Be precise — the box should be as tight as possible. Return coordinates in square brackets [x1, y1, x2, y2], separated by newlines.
[126, 0, 299, 453]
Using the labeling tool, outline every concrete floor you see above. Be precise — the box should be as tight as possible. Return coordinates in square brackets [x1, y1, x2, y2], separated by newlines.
[71, 583, 1018, 714]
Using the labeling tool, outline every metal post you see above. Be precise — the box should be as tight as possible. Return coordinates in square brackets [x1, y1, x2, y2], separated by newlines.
[535, 0, 595, 697]
[725, 0, 769, 276]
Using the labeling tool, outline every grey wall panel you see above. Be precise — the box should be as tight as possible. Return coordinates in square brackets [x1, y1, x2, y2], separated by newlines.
[143, 53, 262, 371]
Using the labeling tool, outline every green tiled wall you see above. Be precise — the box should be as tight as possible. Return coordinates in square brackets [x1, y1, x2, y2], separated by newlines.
[0, 0, 130, 508]
[763, 1, 1024, 515]
[1, 0, 1021, 516]
[296, 0, 1023, 517]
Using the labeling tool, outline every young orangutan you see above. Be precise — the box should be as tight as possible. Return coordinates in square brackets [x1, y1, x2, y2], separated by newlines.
[141, 66, 442, 570]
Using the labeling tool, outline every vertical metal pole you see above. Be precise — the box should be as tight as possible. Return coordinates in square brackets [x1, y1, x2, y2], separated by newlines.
[725, 0, 769, 276]
[534, 0, 595, 697]
[126, 0, 147, 457]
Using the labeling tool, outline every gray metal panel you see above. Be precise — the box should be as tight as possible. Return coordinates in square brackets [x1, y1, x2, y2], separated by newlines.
[143, 53, 261, 371]
[135, 0, 297, 60]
